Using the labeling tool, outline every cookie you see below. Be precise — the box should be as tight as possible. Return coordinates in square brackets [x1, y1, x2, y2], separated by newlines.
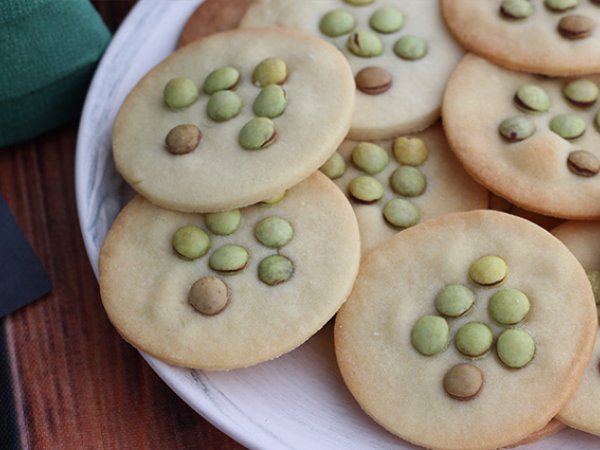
[319, 122, 488, 258]
[509, 419, 565, 447]
[112, 28, 355, 213]
[443, 54, 600, 219]
[488, 193, 564, 231]
[177, 0, 254, 48]
[335, 210, 596, 450]
[240, 0, 464, 140]
[441, 0, 600, 76]
[553, 221, 600, 435]
[99, 172, 360, 370]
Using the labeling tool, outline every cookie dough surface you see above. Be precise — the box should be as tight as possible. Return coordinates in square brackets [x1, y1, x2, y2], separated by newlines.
[327, 122, 488, 258]
[335, 210, 596, 450]
[113, 28, 354, 213]
[443, 54, 600, 219]
[441, 0, 600, 76]
[100, 172, 360, 370]
[241, 0, 464, 140]
[553, 221, 600, 435]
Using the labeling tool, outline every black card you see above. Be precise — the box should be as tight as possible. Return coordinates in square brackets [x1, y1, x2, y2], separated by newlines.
[0, 195, 51, 316]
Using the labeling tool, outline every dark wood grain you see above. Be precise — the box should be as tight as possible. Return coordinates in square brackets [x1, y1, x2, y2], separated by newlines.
[0, 2, 245, 449]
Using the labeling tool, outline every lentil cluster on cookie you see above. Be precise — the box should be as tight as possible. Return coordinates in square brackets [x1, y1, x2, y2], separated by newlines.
[335, 211, 596, 450]
[241, 0, 464, 139]
[442, 0, 600, 75]
[112, 28, 355, 212]
[318, 123, 487, 257]
[443, 54, 600, 219]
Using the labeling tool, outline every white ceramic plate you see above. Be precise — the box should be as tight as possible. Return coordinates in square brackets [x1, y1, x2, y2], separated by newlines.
[75, 1, 597, 448]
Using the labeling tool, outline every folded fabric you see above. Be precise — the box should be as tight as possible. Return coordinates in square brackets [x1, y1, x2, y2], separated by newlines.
[0, 194, 51, 316]
[0, 0, 111, 146]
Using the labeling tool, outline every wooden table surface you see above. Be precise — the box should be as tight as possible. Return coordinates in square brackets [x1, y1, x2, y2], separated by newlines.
[0, 1, 244, 448]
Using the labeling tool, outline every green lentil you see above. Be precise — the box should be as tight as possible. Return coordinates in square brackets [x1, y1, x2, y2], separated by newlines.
[382, 198, 420, 228]
[209, 245, 249, 273]
[515, 84, 551, 112]
[254, 216, 294, 249]
[393, 137, 428, 166]
[319, 9, 356, 37]
[204, 210, 241, 236]
[258, 255, 294, 286]
[351, 142, 389, 174]
[469, 255, 508, 287]
[499, 116, 536, 142]
[411, 315, 449, 356]
[544, 0, 580, 12]
[172, 226, 211, 260]
[454, 322, 494, 358]
[206, 90, 242, 122]
[252, 57, 288, 87]
[347, 30, 384, 57]
[163, 77, 199, 109]
[488, 288, 531, 325]
[496, 329, 536, 368]
[320, 152, 347, 179]
[348, 176, 384, 203]
[389, 166, 427, 197]
[239, 118, 276, 150]
[203, 67, 240, 94]
[550, 114, 587, 139]
[501, 0, 535, 19]
[369, 7, 404, 33]
[435, 284, 475, 318]
[253, 85, 287, 118]
[394, 36, 428, 60]
[563, 79, 599, 106]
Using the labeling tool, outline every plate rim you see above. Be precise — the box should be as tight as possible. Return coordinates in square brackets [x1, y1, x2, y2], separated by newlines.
[73, 2, 589, 450]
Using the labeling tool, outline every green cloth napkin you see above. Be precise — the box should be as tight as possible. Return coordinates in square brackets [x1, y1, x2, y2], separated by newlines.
[0, 0, 111, 146]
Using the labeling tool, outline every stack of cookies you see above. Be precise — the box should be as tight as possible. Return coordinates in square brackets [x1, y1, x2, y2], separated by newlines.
[439, 0, 600, 444]
[99, 1, 600, 449]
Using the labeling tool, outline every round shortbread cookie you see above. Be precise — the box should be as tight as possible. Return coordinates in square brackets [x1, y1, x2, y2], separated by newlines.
[112, 28, 354, 213]
[335, 210, 596, 450]
[553, 221, 600, 435]
[443, 54, 600, 219]
[178, 0, 254, 48]
[441, 0, 600, 77]
[320, 122, 488, 258]
[99, 172, 360, 370]
[240, 0, 464, 141]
